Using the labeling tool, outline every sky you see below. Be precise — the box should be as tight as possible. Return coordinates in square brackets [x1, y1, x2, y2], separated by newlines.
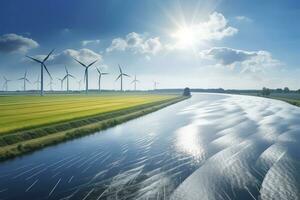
[0, 0, 300, 91]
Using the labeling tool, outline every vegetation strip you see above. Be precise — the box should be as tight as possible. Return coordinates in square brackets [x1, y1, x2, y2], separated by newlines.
[0, 96, 188, 161]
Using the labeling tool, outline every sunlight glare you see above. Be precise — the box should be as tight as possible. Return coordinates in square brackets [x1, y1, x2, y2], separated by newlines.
[172, 26, 197, 48]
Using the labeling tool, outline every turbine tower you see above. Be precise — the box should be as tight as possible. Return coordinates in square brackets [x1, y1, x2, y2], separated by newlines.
[2, 76, 11, 92]
[131, 75, 140, 91]
[48, 79, 54, 91]
[96, 68, 108, 92]
[115, 65, 130, 91]
[34, 75, 41, 91]
[73, 58, 97, 94]
[63, 66, 75, 92]
[26, 49, 54, 96]
[153, 81, 159, 90]
[18, 70, 30, 91]
[57, 77, 64, 91]
[77, 79, 82, 91]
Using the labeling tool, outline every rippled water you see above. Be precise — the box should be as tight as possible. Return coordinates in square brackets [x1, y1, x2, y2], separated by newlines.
[0, 93, 300, 200]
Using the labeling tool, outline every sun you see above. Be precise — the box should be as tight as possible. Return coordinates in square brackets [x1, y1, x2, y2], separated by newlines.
[172, 26, 197, 48]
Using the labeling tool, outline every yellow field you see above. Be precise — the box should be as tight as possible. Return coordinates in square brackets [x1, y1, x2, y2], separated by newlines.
[0, 94, 175, 134]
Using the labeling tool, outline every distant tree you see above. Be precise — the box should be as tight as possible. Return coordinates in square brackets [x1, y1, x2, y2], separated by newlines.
[183, 87, 191, 97]
[275, 88, 283, 93]
[297, 89, 300, 93]
[262, 87, 271, 96]
[216, 88, 225, 93]
[283, 87, 290, 93]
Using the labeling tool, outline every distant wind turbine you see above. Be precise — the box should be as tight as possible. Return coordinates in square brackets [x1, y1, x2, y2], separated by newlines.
[96, 67, 108, 92]
[131, 75, 140, 91]
[48, 79, 54, 91]
[18, 70, 30, 91]
[26, 49, 55, 96]
[2, 76, 11, 92]
[153, 81, 159, 90]
[115, 65, 130, 91]
[73, 58, 97, 94]
[57, 77, 64, 91]
[63, 66, 75, 92]
[77, 79, 82, 91]
[34, 75, 41, 91]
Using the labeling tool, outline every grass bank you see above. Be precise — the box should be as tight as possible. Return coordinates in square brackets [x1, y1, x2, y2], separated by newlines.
[235, 92, 300, 107]
[0, 95, 188, 161]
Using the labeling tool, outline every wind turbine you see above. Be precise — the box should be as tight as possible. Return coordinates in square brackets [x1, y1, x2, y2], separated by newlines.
[18, 70, 30, 91]
[96, 68, 108, 92]
[34, 75, 41, 91]
[73, 58, 97, 94]
[57, 77, 64, 91]
[131, 75, 140, 91]
[63, 66, 75, 92]
[153, 81, 159, 90]
[48, 79, 54, 91]
[77, 79, 82, 91]
[2, 76, 11, 92]
[115, 65, 130, 91]
[26, 49, 54, 96]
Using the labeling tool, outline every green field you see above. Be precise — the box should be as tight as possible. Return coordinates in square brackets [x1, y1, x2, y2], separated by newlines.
[0, 94, 175, 134]
[0, 93, 187, 160]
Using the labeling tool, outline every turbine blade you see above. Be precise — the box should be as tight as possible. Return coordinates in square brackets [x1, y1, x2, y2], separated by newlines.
[73, 58, 87, 68]
[123, 73, 130, 77]
[62, 75, 67, 81]
[26, 55, 42, 64]
[118, 64, 122, 73]
[84, 69, 87, 82]
[26, 78, 31, 83]
[87, 60, 98, 67]
[102, 72, 108, 75]
[43, 49, 55, 62]
[43, 64, 52, 79]
[69, 74, 75, 79]
[65, 65, 68, 74]
[96, 68, 101, 74]
[115, 74, 121, 81]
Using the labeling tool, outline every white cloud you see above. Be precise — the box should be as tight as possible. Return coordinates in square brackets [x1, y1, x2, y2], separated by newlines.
[143, 37, 162, 54]
[200, 47, 281, 73]
[235, 16, 253, 22]
[106, 38, 128, 52]
[81, 39, 100, 46]
[55, 48, 102, 64]
[169, 12, 238, 50]
[106, 32, 162, 55]
[0, 33, 39, 53]
[197, 12, 238, 40]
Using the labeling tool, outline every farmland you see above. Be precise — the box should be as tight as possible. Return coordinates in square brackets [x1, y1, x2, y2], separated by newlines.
[0, 93, 178, 134]
[0, 93, 186, 160]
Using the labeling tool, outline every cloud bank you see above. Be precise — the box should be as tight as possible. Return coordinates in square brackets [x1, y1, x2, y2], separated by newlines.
[81, 39, 100, 46]
[107, 32, 162, 55]
[200, 47, 281, 73]
[0, 33, 39, 53]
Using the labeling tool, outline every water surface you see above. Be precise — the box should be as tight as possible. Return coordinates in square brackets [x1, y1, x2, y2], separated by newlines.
[0, 93, 300, 200]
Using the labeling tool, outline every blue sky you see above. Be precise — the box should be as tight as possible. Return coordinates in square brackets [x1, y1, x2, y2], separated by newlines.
[0, 0, 300, 91]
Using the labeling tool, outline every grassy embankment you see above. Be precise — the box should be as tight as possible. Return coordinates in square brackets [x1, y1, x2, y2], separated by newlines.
[236, 92, 300, 107]
[0, 93, 188, 160]
[267, 93, 300, 107]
